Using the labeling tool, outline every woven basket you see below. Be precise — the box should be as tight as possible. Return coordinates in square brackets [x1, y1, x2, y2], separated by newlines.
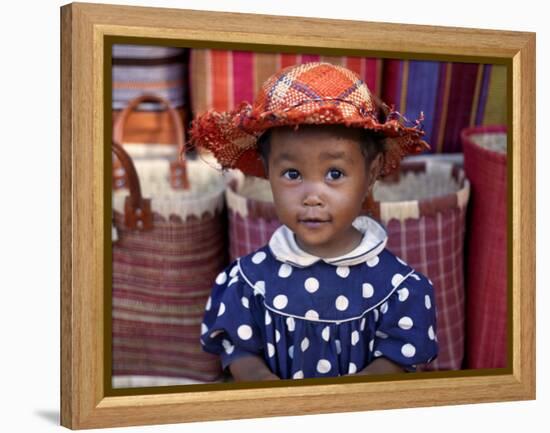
[225, 159, 470, 371]
[224, 171, 280, 261]
[461, 125, 507, 369]
[112, 44, 188, 144]
[368, 160, 470, 371]
[112, 94, 190, 194]
[111, 110, 227, 385]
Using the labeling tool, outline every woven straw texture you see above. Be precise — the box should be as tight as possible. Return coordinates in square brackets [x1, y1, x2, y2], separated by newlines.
[111, 147, 227, 384]
[461, 125, 508, 369]
[189, 49, 384, 116]
[189, 61, 427, 179]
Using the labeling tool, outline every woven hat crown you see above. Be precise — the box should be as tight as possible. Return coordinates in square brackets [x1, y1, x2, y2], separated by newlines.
[189, 61, 429, 178]
[253, 62, 376, 119]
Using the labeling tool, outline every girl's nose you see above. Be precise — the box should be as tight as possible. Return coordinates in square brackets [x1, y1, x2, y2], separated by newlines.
[302, 189, 324, 207]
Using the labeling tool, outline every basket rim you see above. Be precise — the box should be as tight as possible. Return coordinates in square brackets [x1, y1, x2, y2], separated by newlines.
[225, 160, 470, 220]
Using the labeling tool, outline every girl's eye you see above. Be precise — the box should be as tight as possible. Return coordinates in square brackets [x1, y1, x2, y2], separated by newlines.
[283, 169, 301, 180]
[326, 169, 344, 181]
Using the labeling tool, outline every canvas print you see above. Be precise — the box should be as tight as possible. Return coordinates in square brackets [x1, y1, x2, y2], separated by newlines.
[109, 45, 508, 389]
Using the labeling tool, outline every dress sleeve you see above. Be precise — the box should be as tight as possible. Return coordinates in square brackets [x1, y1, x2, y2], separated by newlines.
[372, 271, 438, 371]
[200, 261, 265, 370]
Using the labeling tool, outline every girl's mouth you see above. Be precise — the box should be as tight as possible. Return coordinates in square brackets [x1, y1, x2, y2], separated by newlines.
[299, 219, 330, 229]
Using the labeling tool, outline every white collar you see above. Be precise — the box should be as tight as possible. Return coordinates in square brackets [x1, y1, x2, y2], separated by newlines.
[268, 215, 388, 267]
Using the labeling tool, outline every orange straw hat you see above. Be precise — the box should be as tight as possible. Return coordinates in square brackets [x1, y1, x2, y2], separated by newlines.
[188, 62, 429, 178]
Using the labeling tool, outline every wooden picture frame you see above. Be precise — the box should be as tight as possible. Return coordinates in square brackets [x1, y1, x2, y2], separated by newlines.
[60, 2, 536, 429]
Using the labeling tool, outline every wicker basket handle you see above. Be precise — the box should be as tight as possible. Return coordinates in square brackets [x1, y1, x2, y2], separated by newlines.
[113, 94, 190, 190]
[112, 139, 153, 231]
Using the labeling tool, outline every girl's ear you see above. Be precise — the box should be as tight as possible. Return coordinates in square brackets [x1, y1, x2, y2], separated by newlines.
[366, 153, 384, 193]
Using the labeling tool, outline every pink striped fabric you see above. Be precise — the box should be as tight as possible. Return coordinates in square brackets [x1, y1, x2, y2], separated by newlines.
[112, 210, 227, 382]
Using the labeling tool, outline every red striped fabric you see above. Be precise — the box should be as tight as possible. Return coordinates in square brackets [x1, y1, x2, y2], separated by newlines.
[112, 210, 227, 382]
[189, 49, 384, 116]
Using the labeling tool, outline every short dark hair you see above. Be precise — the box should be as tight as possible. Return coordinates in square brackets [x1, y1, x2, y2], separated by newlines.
[257, 124, 387, 173]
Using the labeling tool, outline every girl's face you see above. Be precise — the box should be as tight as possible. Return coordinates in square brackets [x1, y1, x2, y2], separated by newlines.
[267, 126, 381, 258]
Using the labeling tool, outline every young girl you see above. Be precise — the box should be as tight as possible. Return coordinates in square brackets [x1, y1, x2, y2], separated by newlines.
[189, 62, 438, 381]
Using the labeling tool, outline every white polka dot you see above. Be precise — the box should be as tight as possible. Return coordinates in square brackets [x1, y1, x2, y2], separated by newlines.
[317, 359, 332, 374]
[428, 326, 435, 340]
[265, 310, 272, 325]
[217, 302, 225, 317]
[228, 276, 239, 286]
[229, 265, 239, 278]
[411, 273, 421, 281]
[254, 280, 266, 296]
[369, 339, 374, 351]
[273, 294, 288, 310]
[322, 326, 330, 341]
[374, 350, 383, 357]
[288, 345, 294, 359]
[428, 278, 433, 286]
[401, 343, 416, 358]
[237, 325, 253, 340]
[222, 339, 234, 354]
[366, 256, 380, 267]
[336, 266, 350, 278]
[252, 251, 267, 264]
[351, 330, 360, 346]
[215, 271, 227, 285]
[376, 330, 388, 339]
[362, 283, 374, 298]
[360, 317, 366, 331]
[305, 310, 319, 320]
[348, 362, 357, 374]
[286, 317, 295, 331]
[397, 287, 409, 302]
[398, 316, 414, 330]
[209, 330, 223, 338]
[373, 309, 379, 322]
[396, 256, 407, 265]
[267, 343, 275, 357]
[275, 329, 281, 343]
[200, 338, 205, 346]
[293, 370, 303, 379]
[205, 296, 212, 311]
[301, 337, 310, 352]
[201, 323, 208, 335]
[335, 339, 342, 354]
[425, 295, 432, 309]
[241, 296, 249, 309]
[391, 273, 405, 287]
[304, 277, 319, 293]
[335, 295, 349, 311]
[380, 302, 389, 314]
[278, 263, 293, 278]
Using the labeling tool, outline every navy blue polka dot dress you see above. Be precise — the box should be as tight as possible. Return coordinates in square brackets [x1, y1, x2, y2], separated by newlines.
[200, 217, 438, 380]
